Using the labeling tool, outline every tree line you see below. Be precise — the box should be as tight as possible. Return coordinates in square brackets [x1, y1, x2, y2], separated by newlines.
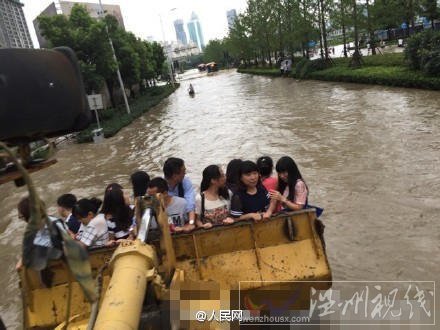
[203, 0, 439, 66]
[38, 4, 167, 105]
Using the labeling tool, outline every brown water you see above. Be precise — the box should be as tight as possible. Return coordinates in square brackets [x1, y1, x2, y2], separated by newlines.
[1, 70, 439, 328]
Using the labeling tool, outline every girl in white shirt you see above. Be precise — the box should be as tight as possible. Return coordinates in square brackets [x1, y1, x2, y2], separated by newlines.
[268, 156, 308, 213]
[196, 165, 235, 229]
[74, 198, 109, 249]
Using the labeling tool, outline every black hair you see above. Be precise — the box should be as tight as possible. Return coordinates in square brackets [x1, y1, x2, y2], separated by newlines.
[130, 171, 150, 197]
[226, 159, 242, 190]
[275, 156, 305, 200]
[238, 160, 262, 190]
[105, 182, 123, 192]
[256, 156, 274, 177]
[163, 157, 184, 179]
[147, 177, 169, 193]
[73, 198, 102, 218]
[18, 196, 47, 223]
[101, 184, 132, 231]
[17, 196, 30, 222]
[200, 165, 229, 200]
[57, 193, 77, 209]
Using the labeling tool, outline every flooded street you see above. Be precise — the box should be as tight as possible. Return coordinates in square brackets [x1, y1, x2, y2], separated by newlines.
[1, 69, 439, 328]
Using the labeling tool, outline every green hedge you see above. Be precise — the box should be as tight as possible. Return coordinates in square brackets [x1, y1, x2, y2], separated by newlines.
[309, 66, 440, 90]
[405, 30, 440, 76]
[238, 52, 440, 90]
[237, 68, 281, 76]
[331, 53, 406, 67]
[76, 84, 179, 143]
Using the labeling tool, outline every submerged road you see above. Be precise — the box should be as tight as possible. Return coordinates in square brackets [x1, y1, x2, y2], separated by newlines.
[1, 69, 439, 328]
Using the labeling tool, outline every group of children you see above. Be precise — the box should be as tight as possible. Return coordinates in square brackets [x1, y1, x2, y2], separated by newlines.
[17, 155, 311, 251]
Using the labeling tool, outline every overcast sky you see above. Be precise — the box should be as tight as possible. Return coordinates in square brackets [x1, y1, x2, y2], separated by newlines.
[21, 0, 248, 48]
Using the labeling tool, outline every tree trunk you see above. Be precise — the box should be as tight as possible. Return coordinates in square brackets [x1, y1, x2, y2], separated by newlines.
[287, 2, 294, 61]
[366, 0, 376, 55]
[341, 0, 348, 58]
[350, 0, 362, 67]
[302, 0, 310, 58]
[265, 31, 272, 67]
[278, 13, 283, 58]
[317, 0, 324, 59]
[409, 0, 415, 31]
[319, 0, 329, 60]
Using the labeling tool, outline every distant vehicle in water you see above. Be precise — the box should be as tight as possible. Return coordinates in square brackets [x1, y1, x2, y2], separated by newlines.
[206, 62, 218, 73]
[197, 62, 218, 73]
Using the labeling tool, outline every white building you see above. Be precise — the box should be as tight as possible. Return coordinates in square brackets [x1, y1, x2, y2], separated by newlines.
[161, 40, 200, 60]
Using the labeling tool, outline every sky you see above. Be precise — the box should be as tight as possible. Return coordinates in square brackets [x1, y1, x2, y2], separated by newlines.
[21, 0, 248, 48]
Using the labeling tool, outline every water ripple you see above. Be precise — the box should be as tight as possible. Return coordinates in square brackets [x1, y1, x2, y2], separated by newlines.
[0, 69, 439, 328]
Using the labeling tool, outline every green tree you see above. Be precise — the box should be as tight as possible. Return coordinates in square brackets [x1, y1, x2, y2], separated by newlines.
[317, 0, 333, 60]
[227, 14, 254, 65]
[298, 0, 319, 58]
[331, 0, 351, 57]
[38, 4, 166, 102]
[420, 0, 439, 28]
[373, 0, 402, 30]
[203, 39, 226, 66]
[398, 0, 421, 35]
[151, 42, 166, 77]
[350, 0, 362, 67]
[365, 0, 377, 55]
[38, 5, 116, 93]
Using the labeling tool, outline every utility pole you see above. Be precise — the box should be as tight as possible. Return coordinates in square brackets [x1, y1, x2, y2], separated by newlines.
[98, 0, 131, 114]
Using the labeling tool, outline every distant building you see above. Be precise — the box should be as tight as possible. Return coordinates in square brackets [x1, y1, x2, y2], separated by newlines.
[34, 1, 125, 48]
[187, 12, 204, 51]
[226, 9, 237, 30]
[0, 0, 33, 48]
[161, 40, 200, 60]
[173, 19, 187, 45]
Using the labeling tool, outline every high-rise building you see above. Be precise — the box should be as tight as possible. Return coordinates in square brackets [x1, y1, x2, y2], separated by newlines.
[34, 1, 125, 48]
[0, 0, 33, 48]
[187, 12, 204, 51]
[226, 9, 237, 30]
[173, 19, 187, 45]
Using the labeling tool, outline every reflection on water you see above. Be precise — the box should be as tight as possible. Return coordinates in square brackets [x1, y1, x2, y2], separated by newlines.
[1, 69, 439, 328]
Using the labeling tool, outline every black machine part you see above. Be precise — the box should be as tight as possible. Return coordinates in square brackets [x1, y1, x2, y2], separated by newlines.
[0, 47, 91, 144]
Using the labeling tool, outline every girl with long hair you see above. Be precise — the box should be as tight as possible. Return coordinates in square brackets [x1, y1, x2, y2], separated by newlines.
[196, 165, 234, 229]
[101, 183, 133, 240]
[225, 158, 242, 194]
[268, 156, 308, 212]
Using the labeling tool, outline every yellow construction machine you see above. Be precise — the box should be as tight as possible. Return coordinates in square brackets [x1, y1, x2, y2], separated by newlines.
[19, 195, 331, 329]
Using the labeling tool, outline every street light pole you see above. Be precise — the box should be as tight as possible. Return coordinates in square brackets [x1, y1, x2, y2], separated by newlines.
[159, 10, 176, 87]
[98, 0, 131, 114]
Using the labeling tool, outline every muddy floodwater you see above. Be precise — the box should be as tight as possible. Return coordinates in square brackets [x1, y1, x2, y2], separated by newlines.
[1, 70, 439, 328]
